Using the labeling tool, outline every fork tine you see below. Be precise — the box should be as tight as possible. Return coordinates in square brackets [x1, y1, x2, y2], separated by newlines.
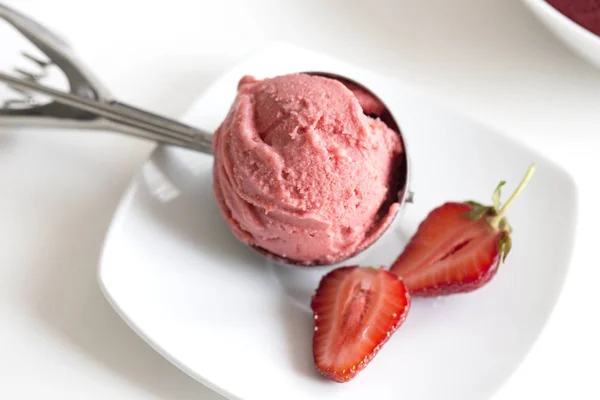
[3, 59, 48, 108]
[21, 52, 52, 68]
[2, 98, 36, 109]
[14, 67, 46, 81]
[6, 85, 30, 96]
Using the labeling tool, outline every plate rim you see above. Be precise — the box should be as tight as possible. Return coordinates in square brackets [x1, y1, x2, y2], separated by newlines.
[97, 182, 243, 400]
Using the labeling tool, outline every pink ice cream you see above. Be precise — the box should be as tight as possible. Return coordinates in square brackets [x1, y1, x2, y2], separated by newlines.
[212, 73, 404, 265]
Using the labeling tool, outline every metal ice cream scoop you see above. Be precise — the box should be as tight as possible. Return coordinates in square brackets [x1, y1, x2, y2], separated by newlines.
[0, 4, 214, 153]
[0, 3, 411, 267]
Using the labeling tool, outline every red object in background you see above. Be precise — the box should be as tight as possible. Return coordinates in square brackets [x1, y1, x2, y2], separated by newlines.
[547, 0, 600, 36]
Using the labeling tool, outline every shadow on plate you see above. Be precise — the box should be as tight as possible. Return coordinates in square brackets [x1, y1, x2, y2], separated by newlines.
[137, 145, 268, 273]
[278, 300, 318, 379]
[141, 145, 324, 379]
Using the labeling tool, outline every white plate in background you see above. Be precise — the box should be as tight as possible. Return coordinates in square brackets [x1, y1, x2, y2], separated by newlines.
[98, 43, 578, 400]
[523, 0, 600, 68]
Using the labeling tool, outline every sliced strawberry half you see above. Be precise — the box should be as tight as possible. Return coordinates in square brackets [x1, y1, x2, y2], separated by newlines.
[311, 266, 410, 382]
[390, 202, 506, 296]
[390, 165, 535, 297]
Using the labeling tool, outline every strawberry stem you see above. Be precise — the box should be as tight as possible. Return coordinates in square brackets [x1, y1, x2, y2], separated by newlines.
[490, 164, 536, 230]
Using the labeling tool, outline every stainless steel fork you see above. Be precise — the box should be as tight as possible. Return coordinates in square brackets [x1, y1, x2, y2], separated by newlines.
[0, 3, 213, 153]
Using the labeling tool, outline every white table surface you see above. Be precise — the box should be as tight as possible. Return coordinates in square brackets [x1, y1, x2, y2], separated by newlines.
[1, 0, 598, 399]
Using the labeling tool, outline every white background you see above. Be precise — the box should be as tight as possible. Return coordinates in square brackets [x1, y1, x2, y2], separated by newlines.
[0, 0, 598, 399]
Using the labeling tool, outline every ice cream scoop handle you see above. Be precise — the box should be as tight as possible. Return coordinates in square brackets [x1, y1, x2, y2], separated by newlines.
[0, 71, 214, 154]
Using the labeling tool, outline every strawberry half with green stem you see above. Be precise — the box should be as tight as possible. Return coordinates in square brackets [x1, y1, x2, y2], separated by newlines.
[311, 266, 410, 382]
[390, 164, 536, 297]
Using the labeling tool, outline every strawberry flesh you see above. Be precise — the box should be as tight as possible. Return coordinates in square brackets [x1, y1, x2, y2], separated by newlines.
[390, 202, 504, 297]
[311, 266, 410, 382]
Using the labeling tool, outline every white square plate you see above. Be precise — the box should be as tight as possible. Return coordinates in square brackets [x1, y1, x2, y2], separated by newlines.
[99, 43, 578, 400]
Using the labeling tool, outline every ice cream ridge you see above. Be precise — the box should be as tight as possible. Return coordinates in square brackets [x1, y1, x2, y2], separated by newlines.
[213, 73, 405, 265]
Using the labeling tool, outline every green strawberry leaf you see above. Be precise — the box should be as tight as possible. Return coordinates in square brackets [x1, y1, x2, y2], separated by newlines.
[462, 201, 493, 221]
[499, 234, 512, 263]
[498, 217, 513, 234]
[492, 181, 506, 210]
[465, 201, 485, 208]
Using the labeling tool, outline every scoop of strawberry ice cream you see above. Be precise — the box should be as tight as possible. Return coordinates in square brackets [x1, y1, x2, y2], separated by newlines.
[212, 73, 404, 265]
